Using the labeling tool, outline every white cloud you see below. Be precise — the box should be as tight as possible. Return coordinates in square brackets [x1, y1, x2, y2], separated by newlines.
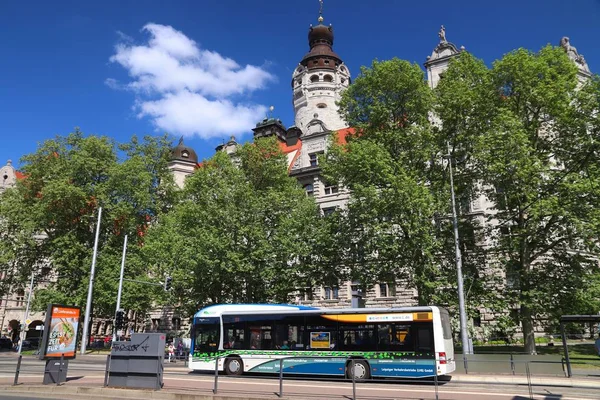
[108, 23, 274, 139]
[138, 90, 267, 139]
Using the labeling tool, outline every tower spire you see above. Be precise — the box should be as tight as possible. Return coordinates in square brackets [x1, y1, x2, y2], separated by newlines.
[318, 0, 324, 23]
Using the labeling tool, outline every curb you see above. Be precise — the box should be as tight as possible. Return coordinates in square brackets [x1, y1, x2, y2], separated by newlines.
[2, 385, 287, 400]
[450, 374, 600, 389]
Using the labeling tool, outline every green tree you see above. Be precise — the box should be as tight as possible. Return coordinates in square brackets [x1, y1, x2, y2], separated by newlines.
[437, 46, 600, 353]
[323, 58, 444, 304]
[0, 130, 176, 325]
[143, 137, 322, 315]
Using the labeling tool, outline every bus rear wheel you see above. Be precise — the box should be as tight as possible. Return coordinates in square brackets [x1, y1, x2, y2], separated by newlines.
[346, 360, 370, 380]
[225, 357, 244, 375]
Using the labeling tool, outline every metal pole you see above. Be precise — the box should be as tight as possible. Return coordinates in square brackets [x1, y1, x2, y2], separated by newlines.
[212, 355, 219, 394]
[58, 353, 64, 386]
[560, 322, 572, 378]
[104, 354, 110, 387]
[81, 207, 102, 355]
[13, 355, 22, 386]
[17, 272, 35, 355]
[113, 235, 128, 342]
[277, 358, 283, 397]
[351, 358, 356, 400]
[448, 152, 471, 355]
[526, 362, 533, 399]
[433, 358, 439, 400]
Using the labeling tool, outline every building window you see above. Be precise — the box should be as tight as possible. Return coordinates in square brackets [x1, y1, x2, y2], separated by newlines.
[152, 318, 160, 331]
[304, 183, 314, 197]
[309, 153, 321, 167]
[322, 207, 336, 216]
[473, 311, 482, 327]
[324, 287, 339, 300]
[181, 150, 189, 158]
[16, 289, 25, 307]
[172, 317, 181, 331]
[310, 75, 319, 82]
[324, 182, 338, 195]
[317, 103, 327, 108]
[324, 74, 333, 82]
[303, 287, 314, 301]
[296, 79, 301, 86]
[377, 283, 395, 298]
[324, 60, 330, 65]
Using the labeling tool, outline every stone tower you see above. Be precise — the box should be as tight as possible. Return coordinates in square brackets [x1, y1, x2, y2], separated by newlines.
[424, 25, 463, 90]
[292, 9, 350, 132]
[168, 137, 198, 189]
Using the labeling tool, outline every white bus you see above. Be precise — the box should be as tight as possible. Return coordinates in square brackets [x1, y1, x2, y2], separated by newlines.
[189, 304, 455, 379]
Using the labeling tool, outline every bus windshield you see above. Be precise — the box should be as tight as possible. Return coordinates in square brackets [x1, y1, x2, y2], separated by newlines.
[193, 317, 220, 353]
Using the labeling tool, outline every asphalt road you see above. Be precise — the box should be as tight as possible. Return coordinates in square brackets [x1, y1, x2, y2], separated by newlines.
[0, 352, 598, 400]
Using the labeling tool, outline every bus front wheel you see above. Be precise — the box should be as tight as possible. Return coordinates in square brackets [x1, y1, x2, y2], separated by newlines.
[225, 357, 244, 375]
[346, 360, 370, 380]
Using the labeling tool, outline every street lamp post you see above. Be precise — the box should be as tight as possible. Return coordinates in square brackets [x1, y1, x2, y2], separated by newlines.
[81, 207, 102, 355]
[447, 150, 472, 355]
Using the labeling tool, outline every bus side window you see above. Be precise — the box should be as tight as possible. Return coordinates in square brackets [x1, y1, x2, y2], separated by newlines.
[377, 324, 391, 351]
[415, 326, 434, 353]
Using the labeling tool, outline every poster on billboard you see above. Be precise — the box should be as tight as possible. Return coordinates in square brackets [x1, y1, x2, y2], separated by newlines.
[39, 304, 81, 360]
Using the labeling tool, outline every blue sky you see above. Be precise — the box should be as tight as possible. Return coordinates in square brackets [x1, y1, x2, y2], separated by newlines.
[1, 0, 599, 169]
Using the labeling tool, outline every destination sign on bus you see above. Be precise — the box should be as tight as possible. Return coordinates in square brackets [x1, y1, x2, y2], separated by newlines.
[366, 314, 413, 322]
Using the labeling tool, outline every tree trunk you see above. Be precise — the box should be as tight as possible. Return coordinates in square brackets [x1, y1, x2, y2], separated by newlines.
[521, 304, 537, 355]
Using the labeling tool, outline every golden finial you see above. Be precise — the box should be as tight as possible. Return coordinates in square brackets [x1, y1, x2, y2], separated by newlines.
[318, 0, 324, 23]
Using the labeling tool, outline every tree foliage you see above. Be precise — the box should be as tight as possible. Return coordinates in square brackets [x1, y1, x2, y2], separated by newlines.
[436, 46, 600, 353]
[143, 137, 323, 315]
[324, 59, 445, 304]
[0, 129, 176, 322]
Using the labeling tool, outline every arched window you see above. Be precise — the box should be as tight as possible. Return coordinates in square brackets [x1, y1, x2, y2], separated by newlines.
[317, 103, 327, 109]
[304, 183, 314, 197]
[296, 79, 302, 86]
[323, 75, 333, 82]
[310, 75, 319, 83]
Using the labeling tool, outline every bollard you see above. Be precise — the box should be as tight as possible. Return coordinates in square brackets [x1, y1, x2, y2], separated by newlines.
[510, 353, 515, 375]
[212, 356, 219, 394]
[277, 358, 284, 397]
[13, 355, 22, 386]
[351, 358, 356, 400]
[463, 354, 468, 374]
[184, 350, 188, 368]
[57, 353, 64, 386]
[433, 358, 439, 400]
[104, 354, 110, 387]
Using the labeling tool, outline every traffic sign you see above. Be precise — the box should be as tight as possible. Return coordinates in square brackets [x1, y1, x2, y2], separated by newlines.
[25, 319, 32, 325]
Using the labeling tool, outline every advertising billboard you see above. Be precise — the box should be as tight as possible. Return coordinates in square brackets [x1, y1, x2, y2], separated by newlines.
[39, 304, 81, 360]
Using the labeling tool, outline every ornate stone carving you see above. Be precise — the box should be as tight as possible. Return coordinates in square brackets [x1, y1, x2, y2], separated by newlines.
[438, 25, 446, 43]
[425, 25, 462, 64]
[560, 37, 591, 74]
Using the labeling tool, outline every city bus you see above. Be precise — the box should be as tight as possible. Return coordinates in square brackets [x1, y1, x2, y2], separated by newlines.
[189, 304, 455, 379]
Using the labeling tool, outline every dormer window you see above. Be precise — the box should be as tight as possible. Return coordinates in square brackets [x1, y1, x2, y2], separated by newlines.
[181, 151, 189, 158]
[317, 103, 327, 109]
[324, 60, 330, 65]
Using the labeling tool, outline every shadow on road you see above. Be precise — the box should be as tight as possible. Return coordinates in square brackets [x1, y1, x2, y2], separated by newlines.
[512, 396, 562, 399]
[66, 376, 84, 382]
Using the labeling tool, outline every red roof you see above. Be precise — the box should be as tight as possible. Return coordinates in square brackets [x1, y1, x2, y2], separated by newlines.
[335, 127, 355, 145]
[278, 140, 302, 154]
[15, 171, 26, 180]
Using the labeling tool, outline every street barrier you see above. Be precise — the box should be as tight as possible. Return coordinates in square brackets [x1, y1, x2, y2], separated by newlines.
[2, 351, 599, 400]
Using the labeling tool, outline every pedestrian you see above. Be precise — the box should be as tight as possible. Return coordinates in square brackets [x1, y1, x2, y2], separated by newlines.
[168, 342, 175, 363]
[595, 333, 600, 357]
[177, 341, 184, 358]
